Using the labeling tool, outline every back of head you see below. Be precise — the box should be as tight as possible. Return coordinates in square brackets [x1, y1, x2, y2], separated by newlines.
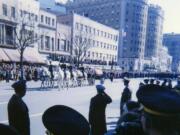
[12, 80, 26, 94]
[42, 105, 90, 135]
[96, 84, 105, 93]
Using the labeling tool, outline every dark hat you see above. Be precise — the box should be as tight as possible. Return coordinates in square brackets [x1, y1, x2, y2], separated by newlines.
[125, 101, 143, 112]
[96, 84, 105, 92]
[150, 79, 155, 84]
[143, 79, 149, 84]
[12, 80, 26, 90]
[0, 124, 19, 135]
[137, 84, 180, 116]
[42, 105, 90, 135]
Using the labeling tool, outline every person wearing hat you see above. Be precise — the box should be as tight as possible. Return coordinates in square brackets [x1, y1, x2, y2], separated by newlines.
[120, 78, 132, 115]
[42, 105, 90, 135]
[0, 124, 19, 135]
[143, 79, 149, 85]
[8, 80, 30, 135]
[89, 85, 112, 135]
[137, 85, 180, 135]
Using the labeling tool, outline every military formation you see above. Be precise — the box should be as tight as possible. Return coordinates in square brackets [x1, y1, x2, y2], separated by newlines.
[1, 76, 180, 135]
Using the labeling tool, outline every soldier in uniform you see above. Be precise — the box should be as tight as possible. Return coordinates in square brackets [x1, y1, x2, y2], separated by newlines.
[120, 78, 132, 115]
[0, 124, 19, 135]
[137, 84, 180, 135]
[89, 85, 112, 135]
[8, 80, 30, 135]
[42, 105, 90, 135]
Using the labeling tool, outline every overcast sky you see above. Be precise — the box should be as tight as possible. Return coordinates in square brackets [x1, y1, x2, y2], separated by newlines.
[61, 0, 180, 33]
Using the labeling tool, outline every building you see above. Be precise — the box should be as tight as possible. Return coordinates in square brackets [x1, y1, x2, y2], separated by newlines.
[0, 0, 18, 48]
[56, 23, 72, 62]
[158, 46, 172, 72]
[163, 33, 180, 72]
[67, 0, 149, 71]
[145, 5, 164, 59]
[57, 13, 119, 68]
[38, 8, 57, 60]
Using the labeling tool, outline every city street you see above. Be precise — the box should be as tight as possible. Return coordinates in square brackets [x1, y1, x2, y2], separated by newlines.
[0, 78, 177, 135]
[0, 78, 142, 135]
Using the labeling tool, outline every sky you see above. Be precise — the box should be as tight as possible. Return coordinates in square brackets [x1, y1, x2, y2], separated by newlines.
[60, 0, 180, 33]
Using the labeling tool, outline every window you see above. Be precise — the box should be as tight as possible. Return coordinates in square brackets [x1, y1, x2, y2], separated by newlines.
[35, 15, 38, 22]
[52, 38, 54, 51]
[11, 7, 15, 18]
[48, 18, 50, 25]
[45, 17, 48, 24]
[60, 39, 66, 51]
[2, 4, 7, 16]
[41, 15, 44, 23]
[45, 36, 50, 50]
[40, 35, 44, 50]
[52, 19, 55, 26]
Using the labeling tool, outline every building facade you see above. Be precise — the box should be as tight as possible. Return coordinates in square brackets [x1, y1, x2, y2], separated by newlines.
[67, 0, 149, 71]
[38, 8, 57, 60]
[163, 33, 180, 72]
[145, 5, 164, 59]
[57, 13, 119, 68]
[0, 0, 18, 48]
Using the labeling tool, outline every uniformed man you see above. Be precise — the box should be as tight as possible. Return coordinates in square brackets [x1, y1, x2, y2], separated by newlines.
[0, 124, 19, 135]
[8, 80, 30, 135]
[120, 77, 132, 115]
[89, 85, 112, 135]
[42, 105, 90, 135]
[137, 84, 180, 135]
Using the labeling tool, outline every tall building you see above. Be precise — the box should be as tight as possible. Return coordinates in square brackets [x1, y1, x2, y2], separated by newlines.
[145, 5, 164, 59]
[57, 13, 119, 68]
[67, 0, 149, 71]
[163, 33, 180, 72]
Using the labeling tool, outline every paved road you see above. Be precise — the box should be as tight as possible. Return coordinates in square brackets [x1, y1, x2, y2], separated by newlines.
[0, 78, 175, 135]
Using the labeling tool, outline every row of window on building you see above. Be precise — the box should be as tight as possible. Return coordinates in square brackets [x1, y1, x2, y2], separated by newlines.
[2, 3, 16, 18]
[75, 22, 118, 41]
[40, 15, 56, 27]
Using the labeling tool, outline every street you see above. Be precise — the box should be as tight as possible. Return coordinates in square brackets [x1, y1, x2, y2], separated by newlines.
[0, 78, 176, 135]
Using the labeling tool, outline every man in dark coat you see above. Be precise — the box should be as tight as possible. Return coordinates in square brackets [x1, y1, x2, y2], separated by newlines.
[89, 85, 112, 135]
[49, 61, 54, 80]
[120, 78, 132, 115]
[8, 80, 30, 135]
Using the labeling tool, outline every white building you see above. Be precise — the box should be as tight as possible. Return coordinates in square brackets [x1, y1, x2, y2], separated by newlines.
[38, 8, 57, 60]
[57, 13, 119, 68]
[56, 23, 72, 62]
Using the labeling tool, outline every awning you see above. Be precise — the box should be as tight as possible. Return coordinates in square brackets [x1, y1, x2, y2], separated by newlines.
[3, 48, 20, 62]
[24, 47, 45, 64]
[0, 48, 10, 62]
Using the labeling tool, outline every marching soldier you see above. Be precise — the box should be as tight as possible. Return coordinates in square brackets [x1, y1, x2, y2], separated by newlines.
[42, 105, 90, 135]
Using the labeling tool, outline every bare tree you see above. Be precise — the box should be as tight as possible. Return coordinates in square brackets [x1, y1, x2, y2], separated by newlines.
[14, 13, 39, 80]
[72, 30, 92, 68]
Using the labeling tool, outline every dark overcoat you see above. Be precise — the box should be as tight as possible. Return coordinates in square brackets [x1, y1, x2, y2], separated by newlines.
[89, 92, 112, 135]
[8, 94, 30, 135]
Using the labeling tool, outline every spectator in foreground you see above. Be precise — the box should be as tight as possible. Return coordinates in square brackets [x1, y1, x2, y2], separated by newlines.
[89, 85, 112, 135]
[8, 80, 30, 135]
[42, 105, 90, 135]
[137, 84, 180, 135]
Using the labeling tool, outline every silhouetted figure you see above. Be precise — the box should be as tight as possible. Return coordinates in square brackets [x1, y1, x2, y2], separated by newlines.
[120, 78, 132, 115]
[0, 124, 19, 135]
[42, 105, 90, 135]
[8, 80, 30, 135]
[161, 79, 167, 87]
[89, 85, 112, 135]
[156, 80, 160, 85]
[49, 61, 54, 80]
[168, 79, 172, 89]
[143, 79, 149, 85]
